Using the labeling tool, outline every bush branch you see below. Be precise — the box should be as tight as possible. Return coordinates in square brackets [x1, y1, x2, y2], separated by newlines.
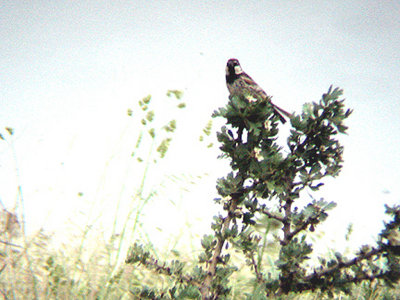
[200, 195, 240, 299]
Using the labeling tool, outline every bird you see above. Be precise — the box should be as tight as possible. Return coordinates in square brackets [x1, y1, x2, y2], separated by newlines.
[225, 58, 292, 124]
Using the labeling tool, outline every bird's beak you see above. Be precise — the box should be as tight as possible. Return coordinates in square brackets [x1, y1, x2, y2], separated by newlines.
[234, 65, 243, 75]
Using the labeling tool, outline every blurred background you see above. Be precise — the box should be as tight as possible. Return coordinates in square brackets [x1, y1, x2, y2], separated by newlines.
[1, 1, 399, 256]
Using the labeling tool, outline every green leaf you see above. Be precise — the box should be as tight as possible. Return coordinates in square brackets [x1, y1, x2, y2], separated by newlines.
[145, 110, 154, 122]
[148, 128, 155, 138]
[163, 120, 176, 132]
[177, 102, 186, 109]
[201, 234, 216, 249]
[157, 138, 171, 158]
[142, 95, 152, 104]
[202, 120, 213, 136]
[166, 89, 184, 100]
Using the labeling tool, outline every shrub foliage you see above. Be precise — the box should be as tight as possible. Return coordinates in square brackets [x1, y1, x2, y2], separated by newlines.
[126, 87, 400, 299]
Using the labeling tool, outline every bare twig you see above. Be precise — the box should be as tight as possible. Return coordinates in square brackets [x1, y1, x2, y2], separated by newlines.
[0, 240, 22, 248]
[305, 246, 384, 282]
[261, 208, 284, 223]
[200, 196, 240, 299]
[281, 198, 293, 246]
[140, 256, 201, 288]
[250, 253, 263, 283]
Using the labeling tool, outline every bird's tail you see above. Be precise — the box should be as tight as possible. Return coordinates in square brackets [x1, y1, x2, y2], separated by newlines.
[272, 103, 293, 124]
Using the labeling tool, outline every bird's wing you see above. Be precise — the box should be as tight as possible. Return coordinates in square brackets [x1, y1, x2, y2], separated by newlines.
[241, 73, 268, 99]
[242, 72, 292, 122]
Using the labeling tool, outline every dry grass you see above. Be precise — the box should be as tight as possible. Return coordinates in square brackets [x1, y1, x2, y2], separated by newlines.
[1, 210, 400, 299]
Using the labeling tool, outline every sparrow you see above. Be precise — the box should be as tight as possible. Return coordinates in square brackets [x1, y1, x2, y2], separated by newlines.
[225, 58, 292, 124]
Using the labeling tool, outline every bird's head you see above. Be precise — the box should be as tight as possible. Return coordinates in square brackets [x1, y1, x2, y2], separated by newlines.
[226, 58, 243, 76]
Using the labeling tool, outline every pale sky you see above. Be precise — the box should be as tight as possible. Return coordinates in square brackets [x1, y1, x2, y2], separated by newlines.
[1, 1, 399, 253]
